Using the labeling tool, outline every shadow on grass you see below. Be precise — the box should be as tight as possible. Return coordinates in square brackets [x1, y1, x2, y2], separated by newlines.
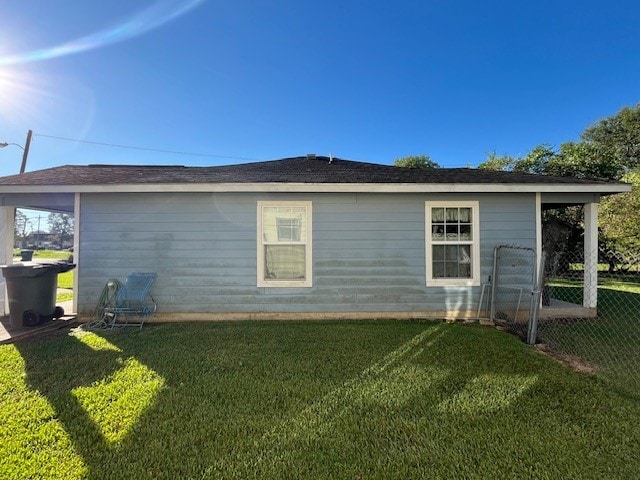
[10, 321, 640, 479]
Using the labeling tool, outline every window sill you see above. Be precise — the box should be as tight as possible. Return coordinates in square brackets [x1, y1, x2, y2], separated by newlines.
[427, 278, 480, 287]
[258, 280, 312, 288]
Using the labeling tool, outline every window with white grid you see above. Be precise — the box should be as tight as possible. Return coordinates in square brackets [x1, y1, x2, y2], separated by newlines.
[426, 201, 480, 286]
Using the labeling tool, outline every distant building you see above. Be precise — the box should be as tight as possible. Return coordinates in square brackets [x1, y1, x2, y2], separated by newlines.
[15, 230, 53, 249]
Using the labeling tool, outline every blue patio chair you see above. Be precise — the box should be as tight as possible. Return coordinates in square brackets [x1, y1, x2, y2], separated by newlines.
[102, 272, 157, 329]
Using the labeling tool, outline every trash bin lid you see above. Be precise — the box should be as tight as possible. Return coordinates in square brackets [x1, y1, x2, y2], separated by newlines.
[54, 262, 76, 274]
[0, 262, 76, 278]
[0, 263, 55, 278]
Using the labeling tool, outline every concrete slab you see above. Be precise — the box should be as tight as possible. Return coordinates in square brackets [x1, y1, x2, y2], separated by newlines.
[0, 292, 75, 344]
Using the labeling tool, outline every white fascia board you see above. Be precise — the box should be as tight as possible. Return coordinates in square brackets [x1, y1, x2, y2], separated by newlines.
[0, 182, 631, 194]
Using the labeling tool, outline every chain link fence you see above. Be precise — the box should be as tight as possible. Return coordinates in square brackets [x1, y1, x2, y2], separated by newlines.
[537, 245, 640, 397]
[486, 242, 640, 397]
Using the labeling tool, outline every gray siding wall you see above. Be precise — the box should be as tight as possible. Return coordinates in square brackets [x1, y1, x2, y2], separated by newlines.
[78, 192, 536, 315]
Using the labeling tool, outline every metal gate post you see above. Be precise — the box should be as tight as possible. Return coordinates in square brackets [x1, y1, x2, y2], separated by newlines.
[527, 251, 545, 345]
[490, 246, 500, 322]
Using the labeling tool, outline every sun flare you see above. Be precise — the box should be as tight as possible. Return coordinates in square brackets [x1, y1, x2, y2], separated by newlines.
[0, 0, 206, 66]
[0, 68, 45, 123]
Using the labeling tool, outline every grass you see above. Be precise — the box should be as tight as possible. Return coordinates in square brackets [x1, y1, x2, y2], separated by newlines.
[1, 321, 639, 479]
[56, 291, 74, 303]
[55, 267, 74, 303]
[34, 249, 72, 260]
[14, 249, 72, 260]
[57, 270, 74, 289]
[568, 263, 640, 274]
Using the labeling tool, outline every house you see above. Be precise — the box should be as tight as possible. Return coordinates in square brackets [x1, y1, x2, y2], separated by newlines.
[15, 230, 54, 250]
[0, 155, 630, 321]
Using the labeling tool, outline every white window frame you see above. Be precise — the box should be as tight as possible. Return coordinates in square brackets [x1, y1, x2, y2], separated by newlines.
[257, 201, 312, 288]
[425, 201, 480, 287]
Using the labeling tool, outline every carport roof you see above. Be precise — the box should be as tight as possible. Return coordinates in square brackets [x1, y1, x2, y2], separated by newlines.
[0, 155, 630, 194]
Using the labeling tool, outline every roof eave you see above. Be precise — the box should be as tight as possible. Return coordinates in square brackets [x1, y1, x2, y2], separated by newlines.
[0, 182, 631, 194]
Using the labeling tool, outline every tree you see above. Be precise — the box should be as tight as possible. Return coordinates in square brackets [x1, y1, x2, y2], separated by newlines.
[393, 155, 440, 169]
[479, 105, 640, 180]
[478, 145, 555, 174]
[582, 103, 640, 172]
[515, 144, 556, 175]
[479, 142, 619, 180]
[479, 104, 640, 271]
[477, 151, 516, 171]
[552, 141, 628, 180]
[47, 213, 74, 249]
[599, 169, 640, 269]
[14, 210, 30, 243]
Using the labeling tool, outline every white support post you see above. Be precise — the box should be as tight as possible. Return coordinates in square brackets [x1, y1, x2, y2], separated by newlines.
[72, 193, 80, 315]
[0, 207, 15, 316]
[583, 202, 598, 309]
[535, 192, 542, 282]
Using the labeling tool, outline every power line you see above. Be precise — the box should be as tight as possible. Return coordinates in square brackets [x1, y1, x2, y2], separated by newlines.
[33, 133, 263, 162]
[31, 132, 476, 168]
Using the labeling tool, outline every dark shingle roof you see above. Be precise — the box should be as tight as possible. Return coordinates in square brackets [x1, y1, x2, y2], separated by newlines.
[0, 155, 621, 186]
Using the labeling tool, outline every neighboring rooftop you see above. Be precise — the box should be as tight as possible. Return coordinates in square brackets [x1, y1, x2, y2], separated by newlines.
[0, 155, 624, 187]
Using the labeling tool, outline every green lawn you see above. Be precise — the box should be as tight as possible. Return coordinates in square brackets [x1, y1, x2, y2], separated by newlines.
[57, 270, 74, 289]
[34, 249, 72, 260]
[56, 268, 74, 303]
[56, 291, 74, 303]
[14, 249, 72, 260]
[1, 321, 639, 479]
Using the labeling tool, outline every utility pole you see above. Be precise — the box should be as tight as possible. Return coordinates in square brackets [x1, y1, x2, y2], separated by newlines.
[19, 129, 32, 174]
[0, 129, 33, 173]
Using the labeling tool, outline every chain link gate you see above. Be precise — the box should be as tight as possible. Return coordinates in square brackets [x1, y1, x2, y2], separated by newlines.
[480, 245, 542, 345]
[479, 243, 640, 397]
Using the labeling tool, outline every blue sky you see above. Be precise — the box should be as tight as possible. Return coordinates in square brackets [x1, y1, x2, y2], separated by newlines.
[1, 0, 639, 178]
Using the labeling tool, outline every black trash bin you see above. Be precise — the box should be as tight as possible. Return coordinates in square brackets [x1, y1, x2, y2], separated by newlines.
[1, 262, 76, 327]
[20, 250, 34, 261]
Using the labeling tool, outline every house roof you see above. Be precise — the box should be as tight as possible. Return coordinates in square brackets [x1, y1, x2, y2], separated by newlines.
[0, 155, 630, 194]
